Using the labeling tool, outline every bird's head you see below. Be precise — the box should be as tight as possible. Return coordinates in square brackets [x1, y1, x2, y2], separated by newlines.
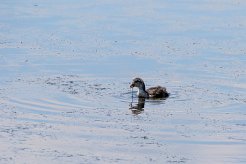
[130, 77, 146, 90]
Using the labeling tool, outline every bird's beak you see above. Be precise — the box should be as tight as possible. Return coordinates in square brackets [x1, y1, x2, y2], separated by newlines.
[130, 83, 135, 88]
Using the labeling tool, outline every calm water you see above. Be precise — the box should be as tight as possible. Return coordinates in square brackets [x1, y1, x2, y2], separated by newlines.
[0, 1, 246, 163]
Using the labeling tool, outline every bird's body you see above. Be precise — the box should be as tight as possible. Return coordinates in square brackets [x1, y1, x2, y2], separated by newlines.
[147, 86, 169, 98]
[130, 78, 169, 98]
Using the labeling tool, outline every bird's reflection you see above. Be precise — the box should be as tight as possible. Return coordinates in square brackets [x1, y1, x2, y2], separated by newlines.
[129, 98, 145, 114]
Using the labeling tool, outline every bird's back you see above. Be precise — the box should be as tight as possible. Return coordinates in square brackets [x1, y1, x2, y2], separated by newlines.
[147, 86, 169, 98]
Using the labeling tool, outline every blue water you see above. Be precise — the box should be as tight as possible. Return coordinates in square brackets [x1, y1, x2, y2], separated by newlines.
[0, 1, 246, 163]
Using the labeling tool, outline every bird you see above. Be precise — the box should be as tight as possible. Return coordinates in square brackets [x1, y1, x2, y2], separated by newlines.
[130, 77, 169, 98]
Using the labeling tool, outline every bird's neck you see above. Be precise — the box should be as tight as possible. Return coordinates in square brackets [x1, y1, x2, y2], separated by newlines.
[137, 87, 148, 98]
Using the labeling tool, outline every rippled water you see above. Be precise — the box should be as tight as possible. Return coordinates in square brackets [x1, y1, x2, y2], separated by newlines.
[1, 0, 246, 163]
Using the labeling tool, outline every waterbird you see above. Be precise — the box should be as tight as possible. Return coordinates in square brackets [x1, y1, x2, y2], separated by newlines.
[130, 77, 169, 98]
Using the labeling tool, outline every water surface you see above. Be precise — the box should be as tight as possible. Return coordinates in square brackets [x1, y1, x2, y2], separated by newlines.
[0, 0, 246, 163]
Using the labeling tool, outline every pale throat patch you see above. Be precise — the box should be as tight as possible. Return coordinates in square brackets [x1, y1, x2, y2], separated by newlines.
[137, 88, 148, 97]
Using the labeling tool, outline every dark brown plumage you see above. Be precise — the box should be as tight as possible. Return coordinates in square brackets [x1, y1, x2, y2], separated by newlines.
[147, 86, 169, 98]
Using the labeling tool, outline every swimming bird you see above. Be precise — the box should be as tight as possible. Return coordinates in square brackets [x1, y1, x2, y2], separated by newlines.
[130, 77, 169, 98]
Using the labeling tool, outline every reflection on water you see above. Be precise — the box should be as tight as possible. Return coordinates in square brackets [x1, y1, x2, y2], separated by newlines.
[129, 98, 145, 114]
[129, 96, 169, 115]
